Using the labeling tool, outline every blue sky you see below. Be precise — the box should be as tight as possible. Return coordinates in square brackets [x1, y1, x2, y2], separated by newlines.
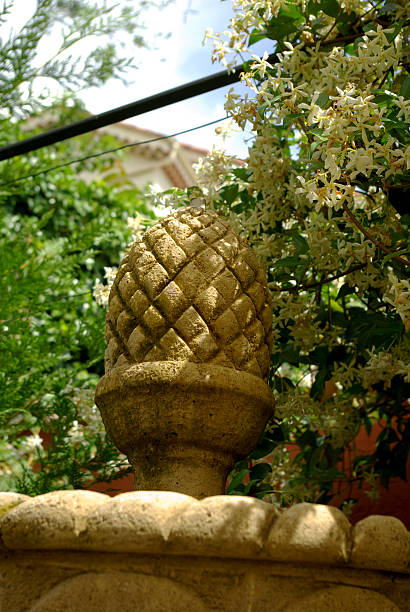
[81, 0, 257, 158]
[2, 0, 269, 158]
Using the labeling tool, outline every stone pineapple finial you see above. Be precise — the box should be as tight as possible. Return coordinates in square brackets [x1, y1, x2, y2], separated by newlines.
[95, 206, 274, 498]
[105, 207, 272, 378]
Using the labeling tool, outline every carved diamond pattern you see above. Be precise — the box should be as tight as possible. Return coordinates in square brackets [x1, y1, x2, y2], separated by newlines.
[105, 207, 272, 381]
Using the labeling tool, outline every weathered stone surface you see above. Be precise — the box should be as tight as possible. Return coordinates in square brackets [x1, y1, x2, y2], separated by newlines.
[2, 490, 408, 580]
[266, 502, 351, 563]
[82, 491, 194, 552]
[167, 494, 278, 558]
[0, 492, 30, 518]
[283, 586, 402, 611]
[351, 515, 409, 572]
[1, 493, 409, 611]
[95, 207, 275, 497]
[96, 360, 273, 498]
[104, 206, 272, 381]
[1, 542, 408, 611]
[0, 492, 30, 550]
[1, 490, 107, 550]
[29, 572, 209, 612]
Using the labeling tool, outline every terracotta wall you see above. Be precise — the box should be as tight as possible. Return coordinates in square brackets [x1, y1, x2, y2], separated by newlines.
[337, 424, 410, 528]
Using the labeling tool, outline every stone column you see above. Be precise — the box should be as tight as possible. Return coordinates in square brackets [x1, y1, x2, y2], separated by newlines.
[94, 206, 274, 498]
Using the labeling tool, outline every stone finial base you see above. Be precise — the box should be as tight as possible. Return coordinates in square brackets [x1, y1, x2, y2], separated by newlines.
[1, 491, 409, 611]
[95, 361, 274, 498]
[129, 446, 234, 500]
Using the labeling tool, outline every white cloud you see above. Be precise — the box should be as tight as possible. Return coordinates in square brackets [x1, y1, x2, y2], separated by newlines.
[79, 0, 253, 157]
[2, 0, 254, 158]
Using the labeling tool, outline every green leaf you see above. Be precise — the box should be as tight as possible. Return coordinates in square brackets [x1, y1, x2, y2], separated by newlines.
[400, 75, 410, 100]
[309, 345, 329, 367]
[385, 20, 404, 43]
[373, 91, 396, 105]
[267, 16, 300, 39]
[253, 483, 275, 498]
[316, 92, 329, 108]
[271, 374, 295, 393]
[346, 310, 404, 350]
[309, 140, 322, 158]
[251, 439, 277, 459]
[382, 248, 410, 265]
[258, 103, 270, 119]
[280, 345, 300, 365]
[308, 128, 328, 142]
[248, 29, 269, 46]
[337, 283, 356, 299]
[364, 414, 373, 436]
[306, 159, 325, 170]
[242, 481, 254, 495]
[320, 0, 340, 18]
[308, 0, 321, 15]
[292, 234, 309, 255]
[354, 36, 366, 49]
[296, 429, 317, 448]
[266, 4, 304, 41]
[310, 366, 329, 399]
[279, 3, 305, 21]
[250, 462, 272, 480]
[338, 10, 358, 24]
[226, 468, 249, 493]
[257, 96, 281, 118]
[252, 425, 287, 461]
[283, 112, 304, 126]
[219, 184, 239, 205]
[271, 255, 301, 270]
[231, 168, 252, 181]
[343, 42, 357, 55]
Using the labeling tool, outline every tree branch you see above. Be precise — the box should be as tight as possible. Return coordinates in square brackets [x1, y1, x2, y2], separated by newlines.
[270, 261, 368, 293]
[341, 201, 410, 266]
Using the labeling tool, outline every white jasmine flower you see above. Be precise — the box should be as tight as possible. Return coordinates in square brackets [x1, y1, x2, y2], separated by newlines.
[21, 434, 43, 452]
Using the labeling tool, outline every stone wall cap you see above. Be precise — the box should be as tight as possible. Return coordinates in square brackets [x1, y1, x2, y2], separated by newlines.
[266, 502, 352, 564]
[351, 514, 409, 572]
[0, 492, 30, 518]
[0, 490, 108, 550]
[0, 492, 31, 550]
[167, 494, 278, 559]
[82, 491, 195, 553]
[0, 491, 409, 573]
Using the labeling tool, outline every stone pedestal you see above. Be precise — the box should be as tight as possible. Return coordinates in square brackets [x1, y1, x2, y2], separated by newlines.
[95, 361, 273, 497]
[1, 491, 409, 611]
[95, 207, 274, 496]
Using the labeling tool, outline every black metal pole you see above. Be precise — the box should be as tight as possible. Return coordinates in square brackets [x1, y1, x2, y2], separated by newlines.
[0, 53, 278, 162]
[0, 62, 250, 162]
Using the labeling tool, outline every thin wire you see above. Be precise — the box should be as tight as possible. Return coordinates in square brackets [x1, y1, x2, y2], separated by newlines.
[0, 116, 229, 188]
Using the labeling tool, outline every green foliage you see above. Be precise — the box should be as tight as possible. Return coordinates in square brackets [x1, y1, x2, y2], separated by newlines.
[0, 0, 166, 119]
[202, 0, 410, 514]
[0, 117, 156, 492]
[1, 157, 157, 493]
[0, 0, 164, 493]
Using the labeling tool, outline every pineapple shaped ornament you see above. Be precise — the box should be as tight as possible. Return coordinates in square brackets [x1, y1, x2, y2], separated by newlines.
[95, 207, 274, 497]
